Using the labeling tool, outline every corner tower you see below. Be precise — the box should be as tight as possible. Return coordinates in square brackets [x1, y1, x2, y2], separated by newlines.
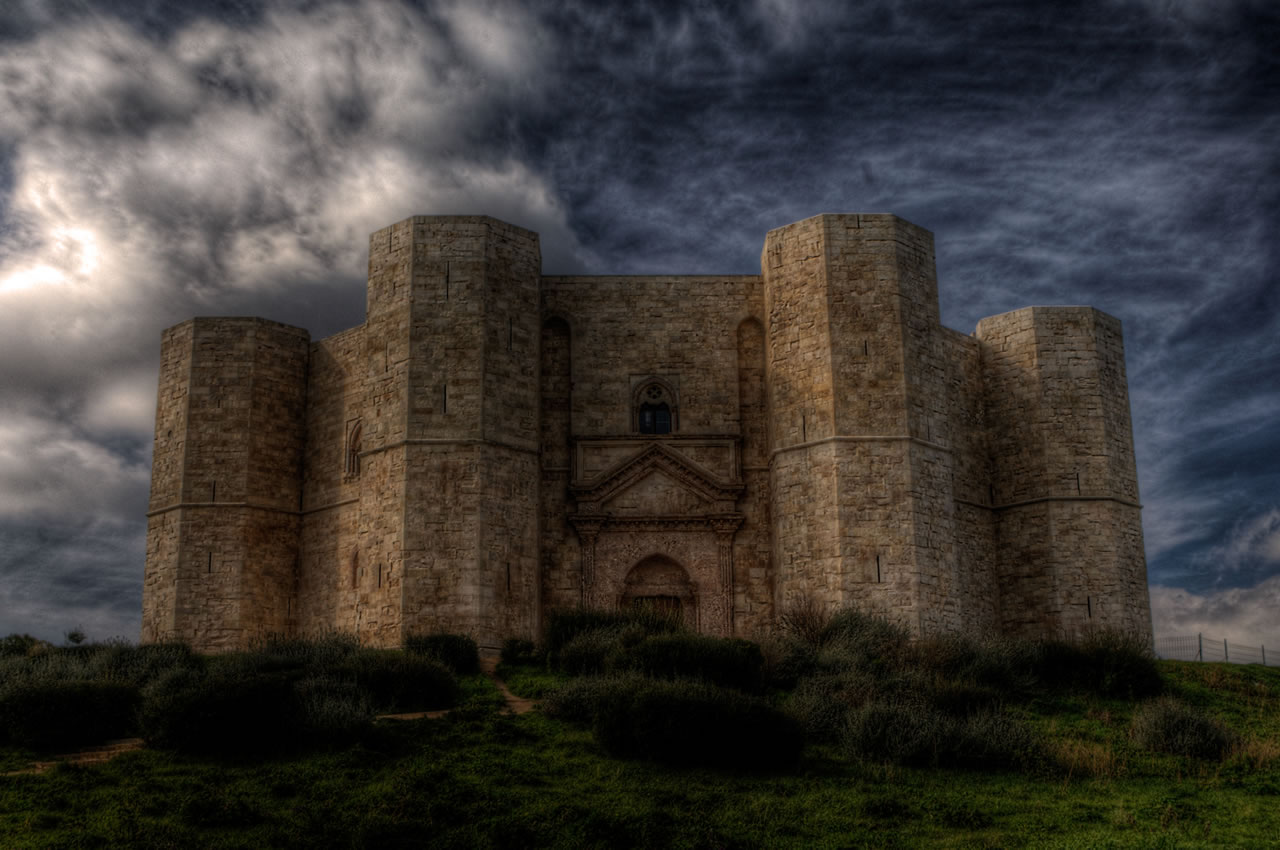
[761, 214, 962, 633]
[976, 306, 1150, 639]
[142, 318, 310, 651]
[360, 216, 542, 648]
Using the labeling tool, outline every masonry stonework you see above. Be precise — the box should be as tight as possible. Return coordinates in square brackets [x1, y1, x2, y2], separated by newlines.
[143, 213, 1152, 651]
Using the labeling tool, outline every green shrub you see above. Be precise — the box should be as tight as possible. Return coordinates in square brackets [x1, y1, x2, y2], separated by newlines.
[243, 632, 361, 674]
[557, 628, 627, 676]
[844, 698, 1041, 770]
[0, 633, 51, 658]
[786, 671, 873, 742]
[818, 609, 910, 672]
[1078, 630, 1163, 698]
[613, 634, 765, 692]
[1012, 631, 1161, 698]
[138, 667, 301, 755]
[294, 675, 374, 745]
[404, 633, 480, 676]
[500, 637, 540, 666]
[759, 636, 818, 690]
[543, 607, 682, 658]
[334, 650, 458, 712]
[909, 634, 1031, 693]
[86, 641, 203, 686]
[0, 680, 140, 750]
[1130, 696, 1237, 760]
[542, 674, 650, 726]
[777, 597, 829, 647]
[592, 678, 802, 770]
[845, 699, 947, 767]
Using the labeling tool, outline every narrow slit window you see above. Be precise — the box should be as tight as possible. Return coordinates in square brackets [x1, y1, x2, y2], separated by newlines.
[345, 420, 363, 477]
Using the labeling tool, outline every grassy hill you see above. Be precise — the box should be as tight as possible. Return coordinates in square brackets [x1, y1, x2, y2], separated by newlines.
[1, 619, 1277, 848]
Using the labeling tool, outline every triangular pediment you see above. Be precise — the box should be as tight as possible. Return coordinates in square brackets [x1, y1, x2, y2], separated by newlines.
[602, 468, 711, 517]
[571, 442, 742, 507]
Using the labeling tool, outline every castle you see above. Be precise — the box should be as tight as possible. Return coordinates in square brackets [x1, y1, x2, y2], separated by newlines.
[142, 213, 1152, 652]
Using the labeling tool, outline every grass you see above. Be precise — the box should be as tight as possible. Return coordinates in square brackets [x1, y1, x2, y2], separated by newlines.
[2, 621, 1278, 847]
[2, 665, 1278, 848]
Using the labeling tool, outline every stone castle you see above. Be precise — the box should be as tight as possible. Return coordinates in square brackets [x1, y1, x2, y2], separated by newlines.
[142, 213, 1152, 652]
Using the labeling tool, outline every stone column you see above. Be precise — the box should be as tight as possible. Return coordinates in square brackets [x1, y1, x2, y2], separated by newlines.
[572, 517, 604, 608]
[711, 516, 743, 635]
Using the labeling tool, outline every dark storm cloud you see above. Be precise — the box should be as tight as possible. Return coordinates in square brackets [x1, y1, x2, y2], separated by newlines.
[0, 0, 1277, 645]
[0, 518, 144, 640]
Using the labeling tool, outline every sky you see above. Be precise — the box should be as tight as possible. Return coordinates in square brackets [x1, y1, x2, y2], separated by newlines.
[0, 0, 1276, 649]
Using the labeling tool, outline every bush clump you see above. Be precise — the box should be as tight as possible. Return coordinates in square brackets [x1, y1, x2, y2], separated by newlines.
[500, 637, 540, 666]
[786, 670, 879, 742]
[404, 633, 480, 676]
[334, 650, 458, 712]
[591, 677, 803, 770]
[85, 640, 204, 686]
[244, 632, 361, 674]
[613, 633, 765, 693]
[0, 633, 53, 658]
[0, 680, 140, 750]
[139, 641, 463, 754]
[818, 609, 912, 671]
[138, 667, 301, 755]
[557, 627, 629, 676]
[294, 675, 375, 746]
[543, 673, 651, 726]
[844, 698, 1043, 770]
[1130, 696, 1238, 760]
[543, 607, 683, 661]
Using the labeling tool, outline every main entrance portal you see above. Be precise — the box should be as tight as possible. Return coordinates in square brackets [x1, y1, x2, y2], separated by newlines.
[621, 556, 696, 626]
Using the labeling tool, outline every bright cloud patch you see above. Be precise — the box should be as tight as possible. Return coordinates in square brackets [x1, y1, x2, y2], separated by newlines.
[1151, 576, 1280, 650]
[0, 0, 588, 638]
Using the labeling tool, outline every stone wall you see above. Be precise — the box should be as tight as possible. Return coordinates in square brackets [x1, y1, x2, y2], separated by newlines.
[297, 325, 365, 636]
[540, 274, 767, 633]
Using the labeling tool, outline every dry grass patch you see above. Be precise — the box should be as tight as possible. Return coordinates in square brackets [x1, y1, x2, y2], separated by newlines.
[1228, 734, 1280, 772]
[1054, 738, 1124, 779]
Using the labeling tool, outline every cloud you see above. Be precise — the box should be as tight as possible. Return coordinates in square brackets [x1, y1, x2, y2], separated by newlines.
[0, 517, 144, 643]
[1151, 576, 1280, 651]
[0, 0, 592, 497]
[0, 0, 591, 640]
[0, 405, 150, 522]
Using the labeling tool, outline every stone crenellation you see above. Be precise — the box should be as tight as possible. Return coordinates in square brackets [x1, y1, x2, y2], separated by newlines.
[142, 213, 1152, 651]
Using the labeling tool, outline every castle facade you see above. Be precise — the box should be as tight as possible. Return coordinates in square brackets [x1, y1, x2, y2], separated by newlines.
[142, 213, 1152, 651]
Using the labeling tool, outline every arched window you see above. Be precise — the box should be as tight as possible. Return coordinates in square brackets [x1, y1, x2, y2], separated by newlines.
[633, 380, 677, 434]
[345, 420, 363, 477]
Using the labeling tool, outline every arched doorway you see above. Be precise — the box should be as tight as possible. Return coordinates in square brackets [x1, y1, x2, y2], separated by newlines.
[620, 555, 697, 625]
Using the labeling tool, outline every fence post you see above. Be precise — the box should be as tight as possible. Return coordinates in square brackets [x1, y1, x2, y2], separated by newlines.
[1224, 638, 1229, 662]
[1198, 633, 1203, 661]
[1263, 645, 1267, 667]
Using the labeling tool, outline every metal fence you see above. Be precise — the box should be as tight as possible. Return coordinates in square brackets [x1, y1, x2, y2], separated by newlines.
[1154, 634, 1269, 666]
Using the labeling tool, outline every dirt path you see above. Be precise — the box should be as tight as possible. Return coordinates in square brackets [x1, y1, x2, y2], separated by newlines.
[3, 662, 535, 774]
[4, 738, 146, 776]
[482, 656, 536, 715]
